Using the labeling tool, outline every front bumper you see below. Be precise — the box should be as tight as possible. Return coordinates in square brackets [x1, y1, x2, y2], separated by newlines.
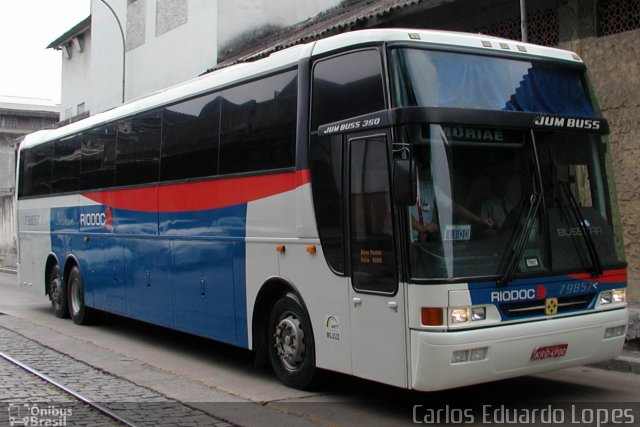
[410, 308, 628, 391]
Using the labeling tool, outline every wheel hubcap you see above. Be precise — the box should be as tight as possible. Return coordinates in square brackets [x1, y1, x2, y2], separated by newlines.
[274, 315, 305, 369]
[70, 278, 81, 316]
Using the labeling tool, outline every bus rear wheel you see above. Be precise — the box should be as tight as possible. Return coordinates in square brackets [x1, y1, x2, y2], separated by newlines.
[68, 266, 95, 325]
[48, 264, 69, 318]
[267, 292, 317, 389]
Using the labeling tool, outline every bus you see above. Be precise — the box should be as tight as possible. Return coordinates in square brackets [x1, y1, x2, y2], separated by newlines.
[16, 29, 628, 391]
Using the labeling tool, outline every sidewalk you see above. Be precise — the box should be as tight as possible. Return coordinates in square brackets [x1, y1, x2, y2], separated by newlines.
[0, 255, 16, 275]
[592, 343, 640, 374]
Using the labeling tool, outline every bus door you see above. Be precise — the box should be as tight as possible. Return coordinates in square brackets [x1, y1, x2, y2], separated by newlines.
[347, 132, 407, 388]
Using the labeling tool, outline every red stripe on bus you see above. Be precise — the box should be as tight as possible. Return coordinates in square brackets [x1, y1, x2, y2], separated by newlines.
[83, 169, 311, 212]
[567, 268, 627, 283]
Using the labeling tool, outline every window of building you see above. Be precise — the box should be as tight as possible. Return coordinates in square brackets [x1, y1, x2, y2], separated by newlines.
[126, 0, 146, 51]
[29, 118, 42, 130]
[4, 117, 18, 129]
[156, 0, 188, 36]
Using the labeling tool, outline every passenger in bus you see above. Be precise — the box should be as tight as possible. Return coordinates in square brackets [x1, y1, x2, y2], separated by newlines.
[479, 176, 514, 231]
[411, 150, 495, 242]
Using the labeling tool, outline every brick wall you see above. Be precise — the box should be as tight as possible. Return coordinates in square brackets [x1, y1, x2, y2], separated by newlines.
[560, 29, 640, 303]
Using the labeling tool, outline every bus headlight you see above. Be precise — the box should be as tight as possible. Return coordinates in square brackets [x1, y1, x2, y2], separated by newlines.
[451, 308, 469, 323]
[471, 307, 486, 321]
[613, 289, 626, 303]
[450, 307, 486, 324]
[599, 289, 626, 305]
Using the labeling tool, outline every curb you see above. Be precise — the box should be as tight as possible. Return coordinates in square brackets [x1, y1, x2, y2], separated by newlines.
[591, 347, 640, 375]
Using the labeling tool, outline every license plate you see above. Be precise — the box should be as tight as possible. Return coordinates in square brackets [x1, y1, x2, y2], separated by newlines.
[531, 343, 568, 360]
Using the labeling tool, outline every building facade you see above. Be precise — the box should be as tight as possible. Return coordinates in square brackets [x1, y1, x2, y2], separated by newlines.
[49, 0, 342, 122]
[0, 97, 59, 264]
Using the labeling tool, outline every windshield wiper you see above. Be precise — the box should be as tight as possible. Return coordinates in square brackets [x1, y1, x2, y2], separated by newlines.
[498, 192, 542, 286]
[559, 181, 603, 277]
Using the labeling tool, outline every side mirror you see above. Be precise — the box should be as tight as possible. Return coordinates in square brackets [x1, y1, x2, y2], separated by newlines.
[393, 158, 417, 205]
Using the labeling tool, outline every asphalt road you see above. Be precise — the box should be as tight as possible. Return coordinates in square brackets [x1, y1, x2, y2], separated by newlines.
[1, 271, 639, 426]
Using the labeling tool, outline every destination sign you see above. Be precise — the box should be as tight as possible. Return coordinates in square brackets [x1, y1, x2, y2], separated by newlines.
[441, 126, 524, 146]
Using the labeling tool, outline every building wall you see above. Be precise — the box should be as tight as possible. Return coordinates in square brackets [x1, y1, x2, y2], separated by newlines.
[91, 0, 127, 114]
[0, 196, 15, 261]
[217, 0, 341, 60]
[86, 0, 345, 113]
[125, 0, 218, 101]
[60, 30, 92, 121]
[560, 29, 640, 303]
[0, 140, 15, 194]
[90, 0, 218, 113]
[0, 99, 59, 262]
[0, 140, 16, 262]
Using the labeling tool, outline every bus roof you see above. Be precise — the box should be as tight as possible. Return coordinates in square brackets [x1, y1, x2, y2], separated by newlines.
[20, 28, 583, 151]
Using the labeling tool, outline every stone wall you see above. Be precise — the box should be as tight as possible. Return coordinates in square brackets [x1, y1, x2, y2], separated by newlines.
[560, 29, 640, 303]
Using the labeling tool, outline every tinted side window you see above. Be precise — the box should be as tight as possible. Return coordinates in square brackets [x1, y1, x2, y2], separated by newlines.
[116, 110, 162, 186]
[349, 137, 397, 293]
[311, 49, 385, 130]
[81, 125, 117, 190]
[161, 92, 220, 181]
[52, 135, 82, 193]
[310, 134, 344, 274]
[219, 70, 297, 174]
[20, 142, 53, 197]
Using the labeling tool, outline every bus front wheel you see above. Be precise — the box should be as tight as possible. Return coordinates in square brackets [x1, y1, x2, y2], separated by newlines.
[68, 266, 95, 325]
[267, 292, 317, 389]
[48, 264, 69, 318]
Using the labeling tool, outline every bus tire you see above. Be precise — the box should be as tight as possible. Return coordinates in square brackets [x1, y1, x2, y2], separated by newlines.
[267, 292, 317, 389]
[67, 266, 94, 325]
[48, 264, 69, 318]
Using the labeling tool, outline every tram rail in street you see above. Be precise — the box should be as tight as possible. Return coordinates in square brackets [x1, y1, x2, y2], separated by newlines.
[0, 349, 136, 426]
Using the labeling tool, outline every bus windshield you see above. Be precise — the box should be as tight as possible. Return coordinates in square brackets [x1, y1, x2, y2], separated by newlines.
[390, 47, 625, 281]
[390, 47, 595, 116]
[405, 124, 625, 281]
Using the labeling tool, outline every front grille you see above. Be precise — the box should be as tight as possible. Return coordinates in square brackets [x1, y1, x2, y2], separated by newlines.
[500, 294, 593, 318]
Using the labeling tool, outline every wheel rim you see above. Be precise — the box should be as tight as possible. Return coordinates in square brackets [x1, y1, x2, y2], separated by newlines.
[273, 313, 306, 370]
[70, 277, 82, 317]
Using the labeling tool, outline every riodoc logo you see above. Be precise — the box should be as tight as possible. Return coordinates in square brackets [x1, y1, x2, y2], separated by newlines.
[79, 207, 113, 231]
[490, 285, 546, 303]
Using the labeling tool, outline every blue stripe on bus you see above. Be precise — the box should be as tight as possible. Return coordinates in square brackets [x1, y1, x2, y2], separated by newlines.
[467, 273, 626, 321]
[50, 204, 249, 348]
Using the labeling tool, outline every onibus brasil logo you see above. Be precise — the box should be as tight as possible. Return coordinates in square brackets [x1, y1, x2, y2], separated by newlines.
[8, 403, 72, 426]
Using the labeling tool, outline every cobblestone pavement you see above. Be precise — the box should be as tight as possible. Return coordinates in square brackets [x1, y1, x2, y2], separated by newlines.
[0, 326, 233, 426]
[0, 357, 119, 426]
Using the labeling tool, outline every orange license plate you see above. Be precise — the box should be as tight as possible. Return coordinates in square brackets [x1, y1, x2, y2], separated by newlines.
[531, 344, 568, 360]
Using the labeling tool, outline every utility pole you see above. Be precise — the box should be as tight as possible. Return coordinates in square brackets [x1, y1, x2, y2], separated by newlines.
[97, 0, 126, 103]
[520, 0, 528, 43]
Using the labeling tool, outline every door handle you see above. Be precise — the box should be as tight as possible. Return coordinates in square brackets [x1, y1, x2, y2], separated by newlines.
[388, 301, 398, 311]
[352, 297, 362, 306]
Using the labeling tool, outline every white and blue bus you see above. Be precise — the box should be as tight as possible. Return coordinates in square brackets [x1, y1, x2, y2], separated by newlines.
[16, 29, 628, 391]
